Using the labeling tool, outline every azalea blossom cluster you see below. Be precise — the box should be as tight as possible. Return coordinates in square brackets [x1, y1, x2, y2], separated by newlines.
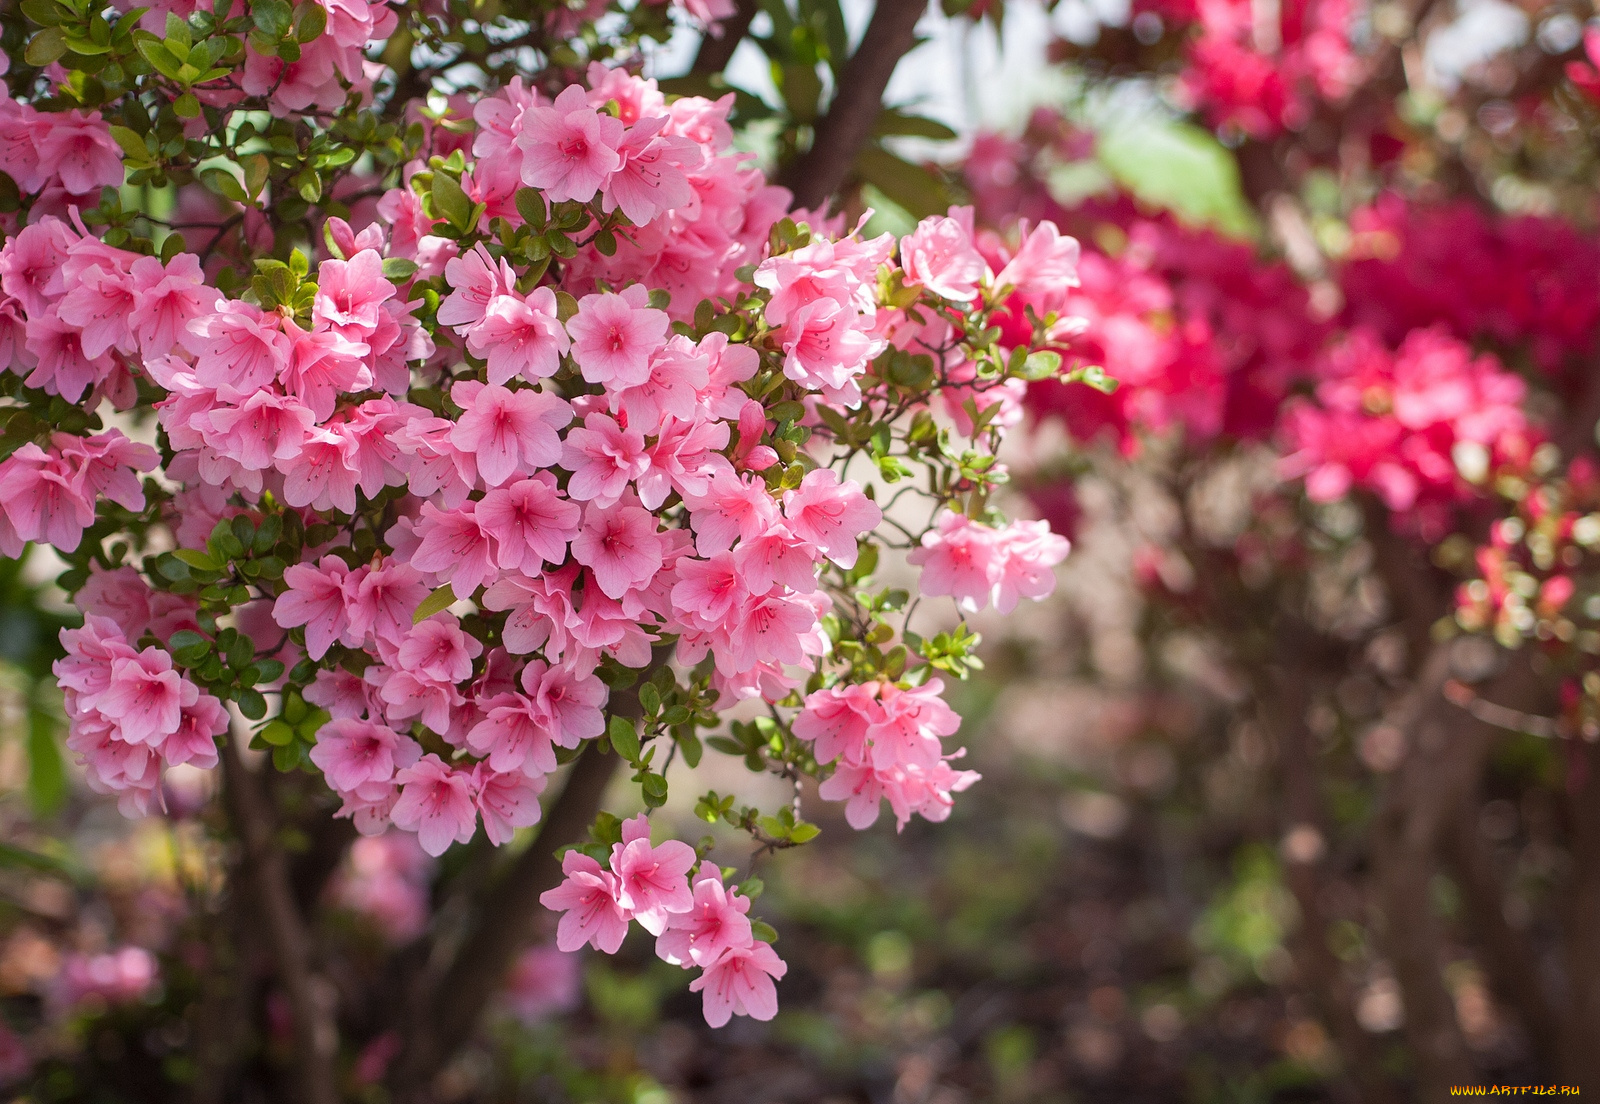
[1278, 326, 1533, 533]
[541, 814, 786, 1026]
[3, 38, 1083, 1026]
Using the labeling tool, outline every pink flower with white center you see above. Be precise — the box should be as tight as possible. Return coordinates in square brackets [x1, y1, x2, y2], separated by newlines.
[314, 249, 396, 337]
[310, 718, 422, 794]
[900, 211, 986, 302]
[273, 555, 354, 660]
[560, 412, 650, 506]
[523, 658, 609, 745]
[396, 614, 483, 684]
[35, 110, 123, 194]
[656, 864, 753, 967]
[608, 814, 696, 935]
[603, 116, 702, 225]
[282, 323, 373, 422]
[992, 519, 1070, 613]
[92, 648, 198, 746]
[540, 850, 631, 953]
[203, 389, 316, 472]
[517, 85, 624, 203]
[477, 473, 581, 573]
[684, 470, 779, 556]
[449, 380, 572, 488]
[782, 468, 882, 567]
[570, 499, 665, 599]
[779, 297, 879, 396]
[184, 302, 291, 393]
[465, 693, 560, 776]
[391, 755, 480, 856]
[57, 264, 138, 359]
[467, 289, 570, 385]
[567, 284, 669, 389]
[411, 500, 499, 599]
[473, 765, 547, 845]
[437, 243, 517, 329]
[128, 254, 219, 358]
[906, 512, 1004, 613]
[346, 560, 430, 645]
[689, 940, 787, 1027]
[278, 425, 362, 514]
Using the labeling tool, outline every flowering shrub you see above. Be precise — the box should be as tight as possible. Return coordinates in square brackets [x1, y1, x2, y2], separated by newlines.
[0, 0, 1093, 1032]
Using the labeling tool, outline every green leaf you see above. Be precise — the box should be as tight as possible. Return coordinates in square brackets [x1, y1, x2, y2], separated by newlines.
[1096, 118, 1259, 240]
[243, 152, 270, 201]
[203, 167, 246, 201]
[872, 108, 958, 142]
[135, 36, 184, 77]
[675, 728, 702, 767]
[21, 0, 65, 28]
[174, 548, 220, 570]
[174, 91, 201, 119]
[26, 707, 65, 817]
[431, 171, 474, 232]
[24, 27, 68, 66]
[381, 257, 417, 280]
[237, 687, 268, 720]
[750, 920, 779, 942]
[514, 187, 547, 229]
[261, 720, 295, 746]
[788, 821, 820, 843]
[292, 0, 325, 41]
[608, 714, 641, 762]
[1018, 349, 1062, 381]
[780, 63, 823, 123]
[412, 584, 456, 624]
[251, 0, 291, 37]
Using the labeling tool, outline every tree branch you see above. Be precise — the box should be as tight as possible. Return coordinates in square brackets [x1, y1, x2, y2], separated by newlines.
[779, 0, 928, 211]
[220, 732, 340, 1104]
[692, 0, 759, 75]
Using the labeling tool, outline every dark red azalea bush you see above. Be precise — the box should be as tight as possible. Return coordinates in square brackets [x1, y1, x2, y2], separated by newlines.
[949, 3, 1600, 1091]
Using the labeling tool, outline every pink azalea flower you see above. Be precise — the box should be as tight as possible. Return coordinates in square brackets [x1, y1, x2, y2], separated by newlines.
[281, 322, 373, 421]
[792, 682, 881, 765]
[900, 212, 986, 302]
[91, 648, 198, 746]
[779, 297, 878, 395]
[684, 470, 779, 556]
[602, 116, 702, 225]
[278, 425, 363, 514]
[608, 814, 696, 935]
[160, 692, 229, 770]
[391, 754, 480, 856]
[128, 254, 219, 357]
[0, 443, 97, 552]
[782, 468, 882, 567]
[517, 85, 624, 203]
[477, 473, 581, 573]
[57, 263, 138, 359]
[183, 302, 291, 393]
[570, 499, 665, 599]
[906, 512, 1003, 613]
[540, 850, 631, 954]
[395, 614, 483, 684]
[437, 243, 516, 329]
[273, 555, 354, 660]
[655, 864, 752, 967]
[203, 390, 316, 473]
[559, 412, 650, 506]
[567, 284, 669, 389]
[688, 940, 787, 1027]
[472, 764, 546, 846]
[309, 718, 423, 794]
[522, 659, 609, 744]
[468, 289, 570, 385]
[346, 560, 430, 645]
[449, 380, 572, 487]
[314, 249, 396, 337]
[410, 500, 499, 599]
[465, 692, 561, 776]
[35, 109, 124, 194]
